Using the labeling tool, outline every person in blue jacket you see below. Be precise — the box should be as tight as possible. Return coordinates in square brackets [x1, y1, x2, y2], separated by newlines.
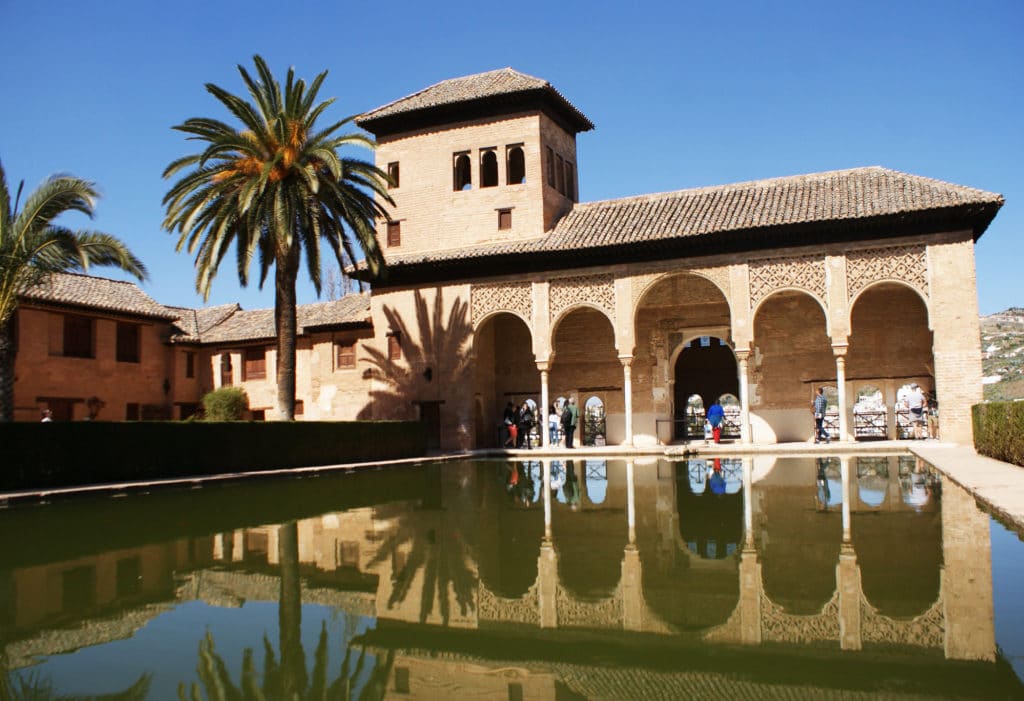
[706, 400, 725, 443]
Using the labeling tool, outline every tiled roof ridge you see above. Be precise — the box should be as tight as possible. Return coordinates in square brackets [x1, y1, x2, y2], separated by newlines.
[569, 166, 1002, 213]
[359, 67, 541, 120]
[44, 269, 144, 288]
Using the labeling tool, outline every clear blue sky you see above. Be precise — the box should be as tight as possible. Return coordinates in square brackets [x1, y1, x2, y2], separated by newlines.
[1, 0, 1020, 313]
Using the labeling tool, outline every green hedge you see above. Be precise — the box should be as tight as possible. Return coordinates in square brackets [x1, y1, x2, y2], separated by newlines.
[0, 420, 427, 491]
[973, 401, 1024, 467]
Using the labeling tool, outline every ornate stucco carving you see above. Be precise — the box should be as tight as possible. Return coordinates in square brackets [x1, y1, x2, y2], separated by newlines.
[846, 244, 928, 301]
[760, 590, 840, 643]
[860, 593, 944, 648]
[555, 585, 622, 628]
[550, 274, 615, 323]
[749, 255, 826, 306]
[471, 281, 532, 327]
[477, 584, 541, 625]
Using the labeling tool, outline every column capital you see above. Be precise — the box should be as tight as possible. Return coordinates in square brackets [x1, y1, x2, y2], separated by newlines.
[735, 348, 751, 361]
[618, 354, 634, 367]
[536, 361, 550, 373]
[832, 343, 849, 357]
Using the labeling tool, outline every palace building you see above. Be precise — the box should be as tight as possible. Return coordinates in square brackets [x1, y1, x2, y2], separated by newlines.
[11, 68, 1003, 450]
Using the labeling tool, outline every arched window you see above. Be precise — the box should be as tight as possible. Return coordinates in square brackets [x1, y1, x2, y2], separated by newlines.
[453, 153, 471, 191]
[506, 146, 525, 185]
[480, 150, 498, 188]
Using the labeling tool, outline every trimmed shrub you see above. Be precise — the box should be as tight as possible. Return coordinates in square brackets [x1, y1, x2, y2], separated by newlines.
[973, 401, 1024, 467]
[0, 420, 427, 491]
[203, 387, 249, 421]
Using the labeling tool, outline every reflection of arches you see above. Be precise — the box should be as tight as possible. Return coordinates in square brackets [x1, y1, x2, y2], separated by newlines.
[476, 467, 542, 598]
[856, 456, 889, 508]
[473, 312, 538, 448]
[584, 459, 607, 504]
[677, 460, 744, 559]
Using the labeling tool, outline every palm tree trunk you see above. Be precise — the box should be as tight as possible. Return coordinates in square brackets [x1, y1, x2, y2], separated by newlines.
[274, 246, 300, 421]
[0, 316, 15, 422]
[278, 520, 307, 696]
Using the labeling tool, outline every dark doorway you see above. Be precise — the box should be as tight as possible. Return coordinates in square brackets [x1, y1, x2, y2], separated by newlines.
[673, 337, 738, 440]
[418, 401, 442, 451]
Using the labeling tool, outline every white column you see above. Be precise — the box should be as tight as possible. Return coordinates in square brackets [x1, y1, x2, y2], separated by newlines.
[834, 345, 849, 441]
[737, 350, 752, 444]
[620, 355, 634, 445]
[539, 363, 550, 448]
[743, 458, 754, 547]
[840, 456, 851, 543]
[626, 460, 636, 546]
[542, 458, 552, 542]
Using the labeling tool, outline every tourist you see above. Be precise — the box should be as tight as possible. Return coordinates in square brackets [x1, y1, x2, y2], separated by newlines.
[815, 457, 831, 510]
[927, 392, 939, 440]
[707, 399, 725, 443]
[503, 401, 518, 448]
[905, 383, 926, 439]
[40, 409, 53, 422]
[548, 403, 560, 445]
[561, 397, 579, 449]
[813, 387, 829, 443]
[518, 401, 534, 449]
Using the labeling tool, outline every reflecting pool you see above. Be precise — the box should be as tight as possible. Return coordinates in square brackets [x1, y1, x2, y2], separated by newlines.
[2, 456, 1023, 699]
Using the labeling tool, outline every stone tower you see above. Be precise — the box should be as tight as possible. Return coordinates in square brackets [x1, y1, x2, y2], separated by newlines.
[356, 68, 594, 257]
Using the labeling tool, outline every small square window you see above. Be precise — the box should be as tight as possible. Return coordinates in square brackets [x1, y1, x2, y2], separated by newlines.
[126, 403, 140, 421]
[116, 322, 140, 363]
[545, 146, 555, 186]
[63, 314, 93, 358]
[294, 400, 304, 416]
[244, 347, 266, 380]
[185, 351, 196, 378]
[388, 334, 401, 361]
[498, 209, 512, 230]
[394, 667, 410, 694]
[387, 221, 401, 247]
[336, 340, 356, 369]
[387, 162, 400, 189]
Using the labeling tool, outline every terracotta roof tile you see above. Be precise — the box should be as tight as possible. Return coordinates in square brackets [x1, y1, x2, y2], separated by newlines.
[197, 295, 371, 345]
[167, 303, 240, 343]
[19, 272, 178, 320]
[357, 67, 593, 132]
[375, 167, 1004, 269]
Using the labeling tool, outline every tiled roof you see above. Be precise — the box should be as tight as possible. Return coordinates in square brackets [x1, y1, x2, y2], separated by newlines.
[19, 272, 178, 320]
[167, 303, 240, 343]
[196, 295, 371, 345]
[375, 167, 1004, 269]
[357, 67, 593, 133]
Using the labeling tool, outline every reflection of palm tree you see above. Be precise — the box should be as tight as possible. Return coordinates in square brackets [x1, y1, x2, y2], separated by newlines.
[358, 290, 472, 420]
[178, 627, 391, 701]
[369, 468, 477, 625]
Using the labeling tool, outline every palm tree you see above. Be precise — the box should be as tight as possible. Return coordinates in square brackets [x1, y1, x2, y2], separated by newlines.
[163, 55, 392, 420]
[0, 161, 147, 421]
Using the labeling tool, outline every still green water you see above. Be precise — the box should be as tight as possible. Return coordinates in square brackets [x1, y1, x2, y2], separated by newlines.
[1, 456, 1023, 699]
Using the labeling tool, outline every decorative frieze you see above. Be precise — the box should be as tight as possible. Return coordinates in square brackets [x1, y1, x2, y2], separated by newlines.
[471, 281, 532, 327]
[749, 255, 826, 306]
[477, 584, 540, 625]
[846, 245, 928, 301]
[860, 593, 944, 648]
[550, 273, 615, 322]
[631, 267, 731, 310]
[760, 590, 840, 643]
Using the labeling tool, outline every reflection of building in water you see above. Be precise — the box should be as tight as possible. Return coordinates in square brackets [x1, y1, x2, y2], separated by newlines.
[1, 457, 1001, 687]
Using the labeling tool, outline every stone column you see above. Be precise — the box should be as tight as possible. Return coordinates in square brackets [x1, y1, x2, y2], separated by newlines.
[620, 355, 634, 445]
[538, 362, 550, 448]
[543, 458, 552, 542]
[739, 458, 762, 643]
[833, 345, 849, 441]
[837, 543, 862, 650]
[736, 350, 752, 444]
[840, 456, 852, 543]
[622, 460, 643, 630]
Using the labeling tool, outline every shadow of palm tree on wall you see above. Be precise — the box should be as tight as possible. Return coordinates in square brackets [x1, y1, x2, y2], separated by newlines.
[357, 290, 472, 440]
[367, 467, 477, 626]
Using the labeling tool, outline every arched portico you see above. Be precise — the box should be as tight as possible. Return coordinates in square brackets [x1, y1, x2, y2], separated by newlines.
[473, 312, 539, 447]
[750, 290, 834, 443]
[632, 273, 734, 445]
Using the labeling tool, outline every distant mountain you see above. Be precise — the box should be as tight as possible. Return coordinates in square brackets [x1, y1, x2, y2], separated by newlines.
[980, 308, 1024, 400]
